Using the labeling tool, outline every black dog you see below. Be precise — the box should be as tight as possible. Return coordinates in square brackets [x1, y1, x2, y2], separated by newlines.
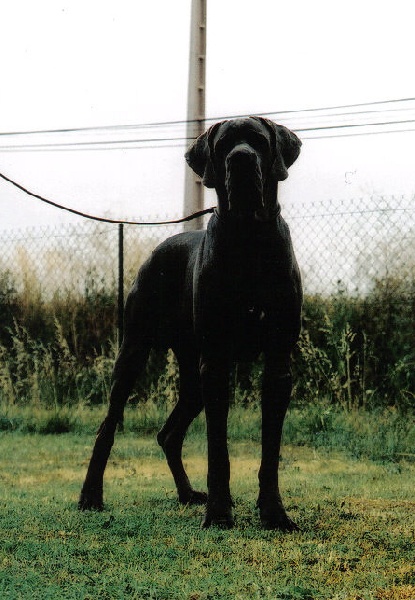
[79, 117, 302, 529]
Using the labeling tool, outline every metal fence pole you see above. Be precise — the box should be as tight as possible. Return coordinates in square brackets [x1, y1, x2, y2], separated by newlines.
[118, 223, 124, 348]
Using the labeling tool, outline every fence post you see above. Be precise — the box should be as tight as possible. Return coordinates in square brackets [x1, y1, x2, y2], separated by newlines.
[118, 223, 124, 348]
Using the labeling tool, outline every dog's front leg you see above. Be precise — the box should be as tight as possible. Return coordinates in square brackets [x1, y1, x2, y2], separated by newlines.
[200, 349, 234, 528]
[257, 353, 299, 531]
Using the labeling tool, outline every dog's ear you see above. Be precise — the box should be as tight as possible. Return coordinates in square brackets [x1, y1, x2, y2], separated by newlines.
[253, 117, 302, 181]
[185, 121, 223, 188]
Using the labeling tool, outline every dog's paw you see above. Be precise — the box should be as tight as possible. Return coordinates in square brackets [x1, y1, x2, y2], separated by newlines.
[179, 489, 208, 505]
[260, 511, 299, 532]
[201, 513, 234, 529]
[201, 502, 234, 529]
[257, 496, 299, 531]
[78, 490, 104, 511]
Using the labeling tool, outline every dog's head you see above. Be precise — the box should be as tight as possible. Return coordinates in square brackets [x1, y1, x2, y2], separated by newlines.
[185, 117, 301, 218]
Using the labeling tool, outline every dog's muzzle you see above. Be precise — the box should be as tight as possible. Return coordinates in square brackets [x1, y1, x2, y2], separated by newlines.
[225, 144, 264, 216]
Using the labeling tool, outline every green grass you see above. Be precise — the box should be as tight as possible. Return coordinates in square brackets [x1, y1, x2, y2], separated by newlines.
[0, 431, 414, 599]
[1, 402, 414, 464]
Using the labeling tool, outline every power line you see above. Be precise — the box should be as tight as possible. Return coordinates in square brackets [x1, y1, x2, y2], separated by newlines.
[1, 118, 415, 152]
[0, 137, 192, 152]
[1, 96, 414, 138]
[1, 96, 415, 152]
[302, 126, 415, 140]
[0, 142, 188, 153]
[297, 118, 415, 136]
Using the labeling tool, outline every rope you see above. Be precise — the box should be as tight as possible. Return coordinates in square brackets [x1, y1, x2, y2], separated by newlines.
[0, 171, 215, 226]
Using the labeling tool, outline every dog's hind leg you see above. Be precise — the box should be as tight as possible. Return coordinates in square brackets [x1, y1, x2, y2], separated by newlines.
[157, 349, 206, 505]
[78, 332, 150, 511]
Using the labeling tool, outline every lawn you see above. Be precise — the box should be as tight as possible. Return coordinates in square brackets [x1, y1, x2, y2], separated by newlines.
[0, 431, 414, 599]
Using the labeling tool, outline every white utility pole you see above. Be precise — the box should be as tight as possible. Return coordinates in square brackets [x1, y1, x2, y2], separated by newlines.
[183, 0, 207, 230]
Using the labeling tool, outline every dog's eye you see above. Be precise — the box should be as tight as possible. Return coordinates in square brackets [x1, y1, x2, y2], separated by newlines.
[213, 137, 234, 162]
[247, 133, 269, 152]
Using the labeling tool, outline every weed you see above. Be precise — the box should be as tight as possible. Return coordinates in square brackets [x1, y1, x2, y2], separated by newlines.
[1, 263, 414, 412]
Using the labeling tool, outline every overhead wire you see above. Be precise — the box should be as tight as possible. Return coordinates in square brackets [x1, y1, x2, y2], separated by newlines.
[0, 97, 415, 151]
[1, 96, 414, 137]
[1, 123, 415, 151]
[0, 119, 415, 152]
[1, 120, 414, 151]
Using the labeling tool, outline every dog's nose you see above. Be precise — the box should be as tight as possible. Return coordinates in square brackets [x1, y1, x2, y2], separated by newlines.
[225, 144, 258, 170]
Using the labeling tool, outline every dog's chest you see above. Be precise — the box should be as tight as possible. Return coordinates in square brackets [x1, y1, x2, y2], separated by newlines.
[225, 246, 277, 346]
[227, 237, 287, 306]
[198, 216, 298, 349]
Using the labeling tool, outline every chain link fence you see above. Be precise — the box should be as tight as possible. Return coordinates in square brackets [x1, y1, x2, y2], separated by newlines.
[287, 194, 415, 295]
[1, 193, 414, 408]
[1, 193, 414, 312]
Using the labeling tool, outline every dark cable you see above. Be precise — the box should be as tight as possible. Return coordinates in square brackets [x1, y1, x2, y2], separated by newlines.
[0, 171, 215, 226]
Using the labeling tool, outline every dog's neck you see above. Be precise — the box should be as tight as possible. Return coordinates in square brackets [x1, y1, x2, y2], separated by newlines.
[214, 182, 281, 222]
